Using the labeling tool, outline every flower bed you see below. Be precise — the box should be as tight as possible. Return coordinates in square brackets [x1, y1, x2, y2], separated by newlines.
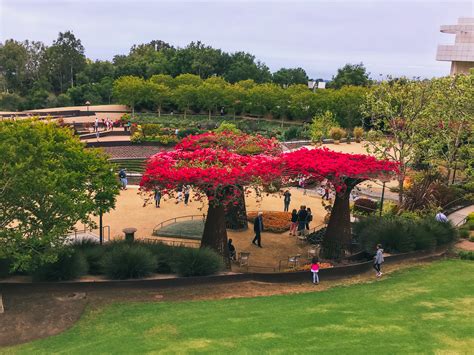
[285, 262, 334, 272]
[247, 211, 291, 233]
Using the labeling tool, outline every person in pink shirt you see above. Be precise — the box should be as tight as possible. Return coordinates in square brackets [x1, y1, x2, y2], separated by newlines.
[311, 257, 320, 284]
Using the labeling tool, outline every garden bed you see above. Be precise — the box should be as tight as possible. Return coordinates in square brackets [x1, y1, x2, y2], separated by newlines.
[247, 211, 291, 233]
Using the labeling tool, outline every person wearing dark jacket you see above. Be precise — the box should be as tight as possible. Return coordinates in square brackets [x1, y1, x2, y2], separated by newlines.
[252, 212, 264, 247]
[228, 238, 236, 261]
[283, 190, 291, 212]
[297, 206, 308, 236]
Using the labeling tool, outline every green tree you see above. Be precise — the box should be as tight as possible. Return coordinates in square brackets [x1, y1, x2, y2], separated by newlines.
[361, 79, 433, 203]
[149, 73, 175, 88]
[147, 81, 171, 117]
[113, 76, 147, 117]
[0, 39, 28, 93]
[197, 80, 227, 120]
[42, 31, 86, 93]
[172, 84, 199, 118]
[174, 73, 203, 87]
[0, 120, 119, 272]
[272, 67, 308, 87]
[309, 110, 339, 142]
[329, 63, 370, 89]
[423, 74, 474, 184]
[0, 92, 25, 111]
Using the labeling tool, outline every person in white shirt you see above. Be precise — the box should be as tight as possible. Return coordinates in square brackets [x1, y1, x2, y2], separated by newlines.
[435, 211, 449, 223]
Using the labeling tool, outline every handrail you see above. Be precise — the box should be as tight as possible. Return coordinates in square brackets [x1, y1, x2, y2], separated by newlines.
[153, 214, 206, 233]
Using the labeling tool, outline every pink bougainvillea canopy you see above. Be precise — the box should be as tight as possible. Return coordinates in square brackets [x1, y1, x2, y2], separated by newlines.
[140, 148, 283, 204]
[282, 148, 398, 190]
[176, 131, 282, 156]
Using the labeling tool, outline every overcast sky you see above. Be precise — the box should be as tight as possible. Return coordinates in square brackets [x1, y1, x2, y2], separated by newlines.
[1, 0, 473, 79]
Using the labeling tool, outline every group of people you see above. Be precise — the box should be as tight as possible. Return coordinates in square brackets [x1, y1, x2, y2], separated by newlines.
[175, 185, 191, 205]
[289, 206, 313, 236]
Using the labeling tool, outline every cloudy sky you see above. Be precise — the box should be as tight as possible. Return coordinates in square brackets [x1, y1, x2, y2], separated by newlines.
[0, 0, 472, 79]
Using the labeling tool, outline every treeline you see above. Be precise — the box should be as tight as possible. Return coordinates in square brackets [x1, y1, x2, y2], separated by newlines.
[0, 31, 371, 120]
[114, 74, 369, 127]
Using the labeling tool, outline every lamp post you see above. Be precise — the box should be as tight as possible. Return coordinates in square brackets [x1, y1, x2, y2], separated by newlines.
[85, 101, 91, 112]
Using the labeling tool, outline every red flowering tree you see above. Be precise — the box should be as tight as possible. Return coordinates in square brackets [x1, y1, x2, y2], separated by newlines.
[141, 148, 282, 264]
[283, 148, 398, 259]
[177, 131, 282, 230]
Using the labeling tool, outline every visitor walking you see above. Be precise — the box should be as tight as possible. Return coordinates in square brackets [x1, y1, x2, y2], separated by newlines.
[252, 212, 264, 248]
[228, 238, 236, 261]
[94, 117, 99, 132]
[289, 209, 298, 236]
[297, 206, 308, 236]
[311, 257, 320, 284]
[374, 244, 384, 277]
[154, 188, 161, 208]
[283, 190, 291, 212]
[118, 169, 127, 190]
[176, 185, 183, 203]
[184, 185, 191, 205]
[322, 183, 330, 200]
[435, 211, 449, 223]
[306, 207, 313, 230]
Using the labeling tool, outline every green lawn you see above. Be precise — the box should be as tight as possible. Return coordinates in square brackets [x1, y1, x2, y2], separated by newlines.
[5, 260, 474, 354]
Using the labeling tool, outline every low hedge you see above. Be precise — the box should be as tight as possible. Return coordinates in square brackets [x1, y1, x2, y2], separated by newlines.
[306, 227, 326, 244]
[353, 198, 378, 215]
[174, 247, 223, 277]
[458, 250, 474, 260]
[101, 242, 157, 279]
[353, 215, 457, 254]
[247, 211, 291, 233]
[32, 250, 88, 281]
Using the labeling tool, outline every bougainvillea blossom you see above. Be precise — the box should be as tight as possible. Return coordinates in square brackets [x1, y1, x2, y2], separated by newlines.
[176, 131, 282, 156]
[282, 147, 398, 191]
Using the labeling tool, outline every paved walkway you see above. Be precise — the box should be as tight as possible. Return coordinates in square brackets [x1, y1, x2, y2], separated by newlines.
[448, 205, 474, 226]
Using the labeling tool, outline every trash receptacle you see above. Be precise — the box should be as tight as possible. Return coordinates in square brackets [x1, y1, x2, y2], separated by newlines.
[123, 227, 137, 242]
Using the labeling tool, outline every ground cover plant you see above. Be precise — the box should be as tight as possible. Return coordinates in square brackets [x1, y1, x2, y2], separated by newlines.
[7, 260, 474, 353]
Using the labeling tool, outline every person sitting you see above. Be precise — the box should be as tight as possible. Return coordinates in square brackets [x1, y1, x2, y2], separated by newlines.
[435, 211, 449, 223]
[228, 238, 236, 261]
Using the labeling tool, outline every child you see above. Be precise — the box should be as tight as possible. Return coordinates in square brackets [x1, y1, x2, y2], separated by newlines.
[374, 244, 384, 277]
[311, 257, 320, 284]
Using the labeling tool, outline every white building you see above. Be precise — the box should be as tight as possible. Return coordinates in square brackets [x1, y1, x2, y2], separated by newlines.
[436, 17, 474, 75]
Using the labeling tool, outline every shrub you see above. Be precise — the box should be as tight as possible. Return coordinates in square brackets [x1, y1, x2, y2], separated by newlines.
[72, 239, 105, 275]
[469, 235, 474, 242]
[467, 212, 474, 221]
[353, 216, 457, 254]
[32, 249, 88, 281]
[458, 250, 474, 260]
[174, 247, 223, 277]
[141, 123, 163, 137]
[247, 211, 291, 233]
[329, 127, 346, 141]
[307, 227, 326, 244]
[283, 126, 301, 141]
[0, 258, 12, 278]
[468, 220, 474, 231]
[353, 126, 364, 142]
[101, 243, 157, 279]
[353, 198, 378, 215]
[458, 228, 470, 239]
[138, 242, 186, 273]
[215, 121, 241, 134]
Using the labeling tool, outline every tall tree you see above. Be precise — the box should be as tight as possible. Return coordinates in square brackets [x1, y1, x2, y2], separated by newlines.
[43, 31, 86, 93]
[113, 76, 147, 116]
[361, 78, 432, 203]
[0, 40, 28, 93]
[0, 120, 119, 272]
[146, 81, 171, 117]
[273, 67, 308, 87]
[423, 74, 474, 184]
[329, 63, 370, 89]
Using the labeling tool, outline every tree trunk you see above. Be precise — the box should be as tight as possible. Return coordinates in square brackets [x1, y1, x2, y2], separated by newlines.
[201, 203, 230, 269]
[398, 177, 404, 204]
[158, 105, 161, 117]
[321, 179, 360, 260]
[208, 109, 211, 121]
[224, 186, 248, 230]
